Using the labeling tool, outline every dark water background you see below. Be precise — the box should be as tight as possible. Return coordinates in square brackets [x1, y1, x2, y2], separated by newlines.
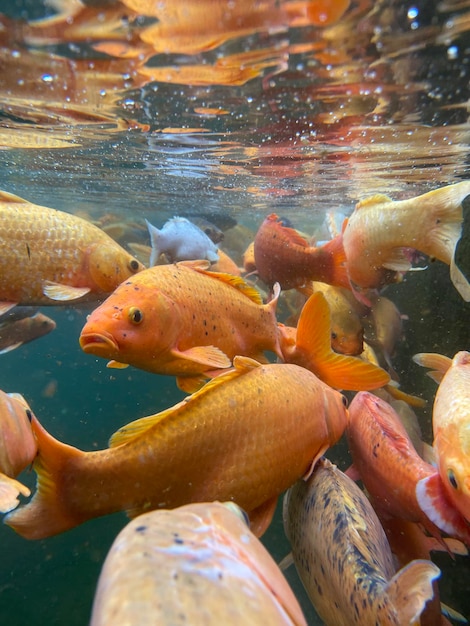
[0, 0, 469, 624]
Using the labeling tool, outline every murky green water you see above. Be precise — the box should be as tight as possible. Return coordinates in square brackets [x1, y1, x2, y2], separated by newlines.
[0, 0, 469, 624]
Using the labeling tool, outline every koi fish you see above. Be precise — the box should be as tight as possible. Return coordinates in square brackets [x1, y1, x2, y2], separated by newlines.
[79, 260, 281, 392]
[146, 217, 219, 266]
[0, 311, 56, 354]
[0, 391, 37, 513]
[413, 351, 470, 521]
[253, 213, 349, 291]
[90, 502, 307, 626]
[342, 182, 470, 299]
[278, 292, 390, 391]
[0, 189, 144, 314]
[347, 392, 470, 545]
[5, 357, 348, 540]
[283, 457, 440, 626]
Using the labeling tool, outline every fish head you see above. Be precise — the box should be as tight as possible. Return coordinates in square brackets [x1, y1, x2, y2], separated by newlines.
[436, 423, 470, 521]
[0, 390, 37, 476]
[79, 282, 178, 365]
[87, 242, 144, 293]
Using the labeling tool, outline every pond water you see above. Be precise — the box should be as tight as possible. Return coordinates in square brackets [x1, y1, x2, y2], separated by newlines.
[0, 0, 469, 624]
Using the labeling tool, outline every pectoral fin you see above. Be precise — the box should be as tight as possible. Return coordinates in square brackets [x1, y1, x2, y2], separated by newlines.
[0, 473, 31, 513]
[173, 345, 232, 369]
[43, 281, 91, 301]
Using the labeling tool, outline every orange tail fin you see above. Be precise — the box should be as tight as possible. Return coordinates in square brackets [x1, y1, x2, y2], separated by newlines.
[320, 234, 350, 290]
[5, 416, 85, 540]
[282, 292, 390, 391]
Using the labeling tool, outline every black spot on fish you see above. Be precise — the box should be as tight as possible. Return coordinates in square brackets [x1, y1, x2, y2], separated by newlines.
[135, 525, 147, 533]
[25, 409, 32, 422]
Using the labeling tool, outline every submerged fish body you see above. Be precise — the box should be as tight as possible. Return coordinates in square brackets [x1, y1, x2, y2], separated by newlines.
[0, 190, 144, 310]
[283, 458, 440, 626]
[347, 392, 470, 545]
[80, 261, 281, 391]
[90, 502, 307, 626]
[342, 182, 470, 298]
[414, 351, 470, 522]
[5, 358, 348, 540]
[0, 311, 56, 354]
[253, 213, 349, 291]
[146, 216, 220, 265]
[0, 391, 37, 512]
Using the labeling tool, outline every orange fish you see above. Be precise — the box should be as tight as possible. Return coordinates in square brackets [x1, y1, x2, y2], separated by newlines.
[413, 351, 470, 522]
[90, 502, 307, 626]
[253, 213, 349, 291]
[347, 392, 470, 545]
[0, 391, 37, 513]
[80, 260, 282, 392]
[283, 457, 440, 626]
[278, 292, 390, 391]
[5, 357, 348, 540]
[0, 189, 144, 314]
[342, 182, 470, 298]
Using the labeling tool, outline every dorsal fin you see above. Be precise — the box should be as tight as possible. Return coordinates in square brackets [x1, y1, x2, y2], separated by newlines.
[355, 194, 393, 209]
[191, 266, 264, 305]
[0, 190, 29, 204]
[109, 357, 262, 447]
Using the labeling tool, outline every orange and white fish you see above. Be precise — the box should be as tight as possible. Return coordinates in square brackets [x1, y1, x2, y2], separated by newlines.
[413, 351, 470, 522]
[0, 391, 37, 512]
[283, 457, 440, 626]
[5, 357, 348, 540]
[80, 260, 281, 392]
[0, 189, 144, 314]
[253, 213, 349, 291]
[347, 392, 470, 545]
[0, 311, 56, 354]
[342, 182, 470, 299]
[278, 292, 390, 391]
[90, 502, 307, 626]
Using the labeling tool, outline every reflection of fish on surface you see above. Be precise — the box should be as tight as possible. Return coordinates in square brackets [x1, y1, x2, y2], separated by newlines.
[146, 217, 220, 266]
[254, 213, 350, 291]
[278, 292, 390, 391]
[342, 182, 470, 300]
[283, 457, 440, 626]
[0, 190, 144, 313]
[346, 392, 470, 545]
[5, 357, 348, 540]
[79, 260, 281, 392]
[0, 391, 37, 513]
[90, 501, 307, 626]
[0, 310, 56, 354]
[413, 351, 470, 522]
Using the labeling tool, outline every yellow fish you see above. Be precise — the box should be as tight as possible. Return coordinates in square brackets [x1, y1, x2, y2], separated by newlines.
[0, 189, 144, 313]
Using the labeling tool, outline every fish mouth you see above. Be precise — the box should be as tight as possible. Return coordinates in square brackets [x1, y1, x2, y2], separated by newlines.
[79, 331, 119, 354]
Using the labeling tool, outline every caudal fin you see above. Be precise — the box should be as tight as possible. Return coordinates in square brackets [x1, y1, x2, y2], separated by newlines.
[320, 234, 350, 289]
[282, 292, 390, 390]
[383, 559, 440, 625]
[4, 416, 84, 540]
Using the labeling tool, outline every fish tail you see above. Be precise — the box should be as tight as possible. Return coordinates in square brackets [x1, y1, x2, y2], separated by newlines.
[382, 559, 440, 625]
[320, 234, 350, 289]
[288, 291, 390, 390]
[4, 416, 84, 540]
[145, 219, 162, 267]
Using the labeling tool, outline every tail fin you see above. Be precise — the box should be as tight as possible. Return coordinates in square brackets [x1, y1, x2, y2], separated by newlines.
[4, 416, 85, 540]
[320, 234, 350, 289]
[146, 219, 162, 267]
[383, 559, 440, 625]
[281, 292, 390, 391]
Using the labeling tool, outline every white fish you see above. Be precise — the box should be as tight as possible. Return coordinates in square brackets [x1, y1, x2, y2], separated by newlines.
[146, 216, 219, 266]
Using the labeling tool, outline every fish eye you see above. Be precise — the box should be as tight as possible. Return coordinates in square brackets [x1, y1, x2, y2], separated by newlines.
[129, 259, 140, 272]
[341, 394, 349, 407]
[331, 331, 338, 340]
[224, 502, 250, 526]
[128, 307, 144, 325]
[447, 468, 459, 490]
